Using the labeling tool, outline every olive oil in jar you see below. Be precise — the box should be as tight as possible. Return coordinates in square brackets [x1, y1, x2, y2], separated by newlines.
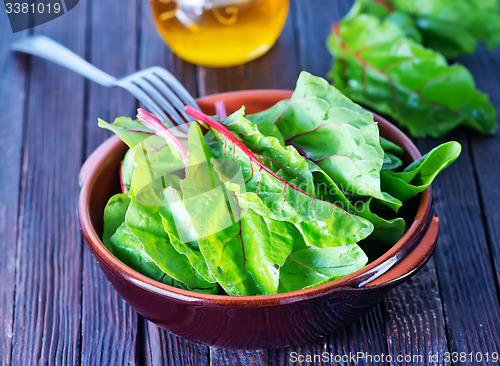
[150, 0, 289, 67]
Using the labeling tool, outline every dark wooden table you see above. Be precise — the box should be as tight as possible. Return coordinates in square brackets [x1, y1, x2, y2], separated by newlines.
[1, 0, 500, 365]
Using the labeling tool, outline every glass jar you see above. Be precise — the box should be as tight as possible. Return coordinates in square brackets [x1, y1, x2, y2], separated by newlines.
[150, 0, 289, 67]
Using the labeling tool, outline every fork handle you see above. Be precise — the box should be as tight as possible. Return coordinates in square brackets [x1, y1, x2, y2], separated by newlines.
[12, 35, 117, 87]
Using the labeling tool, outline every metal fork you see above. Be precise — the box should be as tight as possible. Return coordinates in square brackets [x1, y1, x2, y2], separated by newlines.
[12, 35, 199, 129]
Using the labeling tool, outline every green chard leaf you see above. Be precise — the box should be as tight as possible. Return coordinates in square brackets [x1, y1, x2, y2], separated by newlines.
[175, 123, 296, 296]
[123, 124, 217, 290]
[159, 187, 216, 284]
[219, 106, 358, 212]
[100, 116, 187, 195]
[197, 203, 296, 296]
[306, 160, 354, 211]
[380, 137, 403, 171]
[111, 222, 218, 294]
[384, 11, 422, 44]
[383, 152, 403, 171]
[327, 14, 497, 137]
[355, 197, 406, 245]
[98, 116, 187, 150]
[102, 194, 186, 288]
[110, 223, 179, 286]
[184, 107, 374, 293]
[348, 0, 500, 58]
[120, 149, 135, 194]
[98, 117, 155, 148]
[278, 236, 368, 292]
[380, 136, 404, 157]
[382, 141, 461, 202]
[219, 107, 316, 196]
[128, 134, 185, 206]
[125, 198, 217, 290]
[102, 193, 131, 250]
[249, 71, 386, 201]
[189, 107, 374, 245]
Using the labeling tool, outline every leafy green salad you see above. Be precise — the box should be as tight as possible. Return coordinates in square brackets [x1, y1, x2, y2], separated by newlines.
[99, 72, 460, 296]
[327, 0, 500, 138]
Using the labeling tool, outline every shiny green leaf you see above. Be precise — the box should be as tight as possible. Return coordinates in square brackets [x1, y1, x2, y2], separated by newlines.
[382, 141, 461, 202]
[328, 15, 497, 137]
[102, 193, 131, 250]
[249, 72, 386, 200]
[348, 0, 500, 58]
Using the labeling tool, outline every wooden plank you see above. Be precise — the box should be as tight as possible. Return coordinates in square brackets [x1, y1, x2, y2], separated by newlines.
[329, 305, 389, 366]
[266, 306, 389, 366]
[460, 45, 500, 310]
[418, 134, 500, 362]
[80, 0, 140, 364]
[268, 336, 350, 366]
[293, 0, 353, 77]
[383, 261, 449, 366]
[210, 348, 267, 366]
[145, 322, 210, 366]
[0, 25, 29, 366]
[9, 2, 88, 364]
[84, 0, 140, 152]
[471, 135, 500, 288]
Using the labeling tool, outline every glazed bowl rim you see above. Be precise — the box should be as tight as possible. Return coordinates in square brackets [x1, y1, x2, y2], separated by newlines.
[79, 89, 431, 306]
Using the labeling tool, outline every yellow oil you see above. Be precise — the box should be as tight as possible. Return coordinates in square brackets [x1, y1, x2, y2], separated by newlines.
[150, 0, 289, 67]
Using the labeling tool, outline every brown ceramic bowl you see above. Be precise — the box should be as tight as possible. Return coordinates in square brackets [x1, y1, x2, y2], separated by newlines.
[78, 90, 439, 349]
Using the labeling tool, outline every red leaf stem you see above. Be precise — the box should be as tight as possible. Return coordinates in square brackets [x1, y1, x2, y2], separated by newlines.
[185, 106, 312, 197]
[185, 106, 360, 223]
[373, 0, 394, 12]
[215, 101, 227, 120]
[137, 108, 188, 164]
[332, 22, 460, 118]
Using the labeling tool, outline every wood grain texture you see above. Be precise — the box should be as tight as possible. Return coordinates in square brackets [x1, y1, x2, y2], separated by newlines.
[144, 321, 209, 366]
[9, 2, 88, 364]
[80, 0, 140, 364]
[266, 305, 389, 366]
[210, 348, 267, 366]
[0, 26, 28, 366]
[460, 45, 500, 308]
[418, 134, 500, 363]
[268, 337, 335, 366]
[329, 305, 389, 366]
[293, 0, 353, 77]
[383, 261, 450, 366]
